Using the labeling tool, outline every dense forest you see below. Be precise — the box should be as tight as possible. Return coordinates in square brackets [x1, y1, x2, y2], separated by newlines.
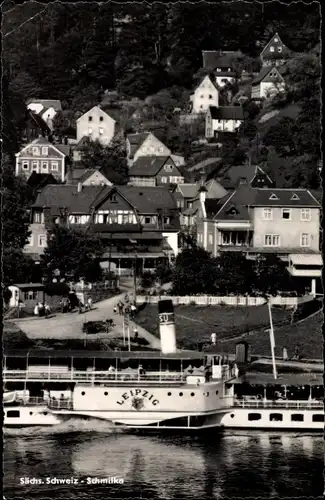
[2, 1, 321, 187]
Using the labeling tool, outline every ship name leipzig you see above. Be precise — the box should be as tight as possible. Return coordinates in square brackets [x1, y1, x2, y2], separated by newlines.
[116, 389, 159, 406]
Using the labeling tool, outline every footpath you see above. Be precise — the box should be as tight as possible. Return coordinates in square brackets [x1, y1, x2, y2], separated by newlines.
[11, 289, 161, 350]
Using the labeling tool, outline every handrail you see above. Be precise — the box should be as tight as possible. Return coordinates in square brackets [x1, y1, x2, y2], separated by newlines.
[233, 399, 324, 410]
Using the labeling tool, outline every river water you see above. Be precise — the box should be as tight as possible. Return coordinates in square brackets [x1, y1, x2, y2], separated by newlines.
[4, 420, 324, 499]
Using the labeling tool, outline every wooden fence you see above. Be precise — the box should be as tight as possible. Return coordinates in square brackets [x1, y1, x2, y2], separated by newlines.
[136, 295, 300, 307]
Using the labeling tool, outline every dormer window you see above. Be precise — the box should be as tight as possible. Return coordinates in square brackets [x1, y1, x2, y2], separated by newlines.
[269, 193, 279, 200]
[42, 147, 48, 155]
[32, 147, 40, 156]
[109, 194, 117, 202]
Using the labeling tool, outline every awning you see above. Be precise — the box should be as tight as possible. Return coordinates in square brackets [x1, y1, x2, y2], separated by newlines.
[101, 232, 163, 240]
[289, 254, 322, 266]
[103, 252, 165, 259]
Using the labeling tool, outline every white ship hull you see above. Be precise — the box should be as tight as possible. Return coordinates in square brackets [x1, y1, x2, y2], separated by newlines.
[220, 407, 324, 431]
[4, 405, 63, 428]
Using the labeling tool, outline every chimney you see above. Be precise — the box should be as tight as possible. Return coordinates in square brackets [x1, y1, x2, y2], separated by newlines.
[77, 182, 82, 193]
[158, 300, 177, 354]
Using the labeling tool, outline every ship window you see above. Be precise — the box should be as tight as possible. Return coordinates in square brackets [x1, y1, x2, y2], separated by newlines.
[7, 410, 20, 418]
[29, 412, 33, 415]
[167, 392, 172, 396]
[291, 414, 304, 422]
[248, 413, 261, 421]
[43, 411, 48, 416]
[81, 391, 86, 396]
[206, 392, 210, 397]
[230, 413, 235, 418]
[312, 414, 324, 422]
[179, 392, 183, 396]
[270, 413, 283, 422]
[216, 391, 219, 395]
[190, 392, 195, 397]
[104, 392, 108, 396]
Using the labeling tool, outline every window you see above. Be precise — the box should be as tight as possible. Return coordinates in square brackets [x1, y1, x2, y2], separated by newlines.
[22, 161, 29, 170]
[270, 413, 283, 422]
[291, 193, 300, 201]
[24, 290, 37, 301]
[27, 235, 33, 246]
[32, 162, 39, 171]
[7, 410, 20, 418]
[32, 147, 40, 155]
[282, 208, 291, 220]
[274, 37, 278, 42]
[301, 208, 311, 221]
[190, 393, 195, 397]
[167, 392, 172, 396]
[99, 128, 104, 135]
[164, 164, 173, 172]
[208, 233, 213, 244]
[270, 46, 275, 52]
[109, 194, 117, 203]
[51, 162, 58, 171]
[158, 147, 164, 153]
[300, 233, 310, 247]
[209, 94, 213, 99]
[264, 234, 280, 247]
[38, 234, 47, 247]
[200, 94, 204, 98]
[144, 216, 152, 224]
[248, 413, 261, 421]
[41, 161, 48, 172]
[263, 208, 273, 220]
[278, 47, 282, 52]
[99, 116, 104, 122]
[34, 212, 44, 223]
[188, 202, 193, 209]
[41, 147, 48, 155]
[161, 177, 168, 183]
[88, 128, 93, 134]
[312, 414, 324, 422]
[179, 392, 183, 396]
[88, 116, 93, 121]
[291, 414, 304, 422]
[163, 217, 170, 225]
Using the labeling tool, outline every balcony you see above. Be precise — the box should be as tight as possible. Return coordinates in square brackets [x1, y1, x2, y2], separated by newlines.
[218, 230, 253, 249]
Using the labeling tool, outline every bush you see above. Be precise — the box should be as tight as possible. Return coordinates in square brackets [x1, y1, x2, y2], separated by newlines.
[45, 282, 70, 296]
[3, 287, 12, 304]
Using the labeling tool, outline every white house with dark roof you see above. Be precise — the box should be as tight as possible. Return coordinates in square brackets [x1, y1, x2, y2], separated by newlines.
[15, 137, 66, 182]
[251, 66, 286, 100]
[196, 185, 322, 294]
[76, 106, 116, 146]
[260, 33, 293, 67]
[206, 106, 244, 137]
[189, 75, 219, 114]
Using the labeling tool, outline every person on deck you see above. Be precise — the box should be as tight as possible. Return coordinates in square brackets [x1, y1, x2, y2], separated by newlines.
[130, 303, 137, 319]
[283, 346, 288, 361]
[210, 332, 217, 345]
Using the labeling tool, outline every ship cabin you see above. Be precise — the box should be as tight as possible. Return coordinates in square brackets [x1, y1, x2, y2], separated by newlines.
[232, 372, 324, 412]
[3, 349, 236, 388]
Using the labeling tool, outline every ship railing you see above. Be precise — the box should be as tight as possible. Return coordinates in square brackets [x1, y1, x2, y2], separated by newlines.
[3, 369, 188, 384]
[233, 399, 324, 410]
[13, 396, 73, 410]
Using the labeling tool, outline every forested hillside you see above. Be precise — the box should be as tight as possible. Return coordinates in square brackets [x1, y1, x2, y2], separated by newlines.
[2, 2, 321, 187]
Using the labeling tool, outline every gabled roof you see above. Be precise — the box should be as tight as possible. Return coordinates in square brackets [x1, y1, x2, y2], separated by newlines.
[209, 106, 244, 120]
[26, 99, 62, 111]
[17, 137, 65, 157]
[177, 183, 198, 199]
[252, 66, 284, 85]
[55, 144, 71, 156]
[28, 110, 51, 133]
[202, 50, 241, 71]
[220, 165, 273, 188]
[260, 33, 292, 59]
[129, 156, 176, 176]
[252, 189, 321, 207]
[33, 185, 105, 214]
[27, 173, 58, 190]
[127, 132, 151, 156]
[92, 186, 178, 214]
[195, 74, 219, 92]
[76, 106, 116, 123]
[213, 186, 254, 221]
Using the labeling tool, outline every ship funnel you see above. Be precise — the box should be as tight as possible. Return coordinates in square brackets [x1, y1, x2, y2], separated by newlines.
[158, 299, 177, 354]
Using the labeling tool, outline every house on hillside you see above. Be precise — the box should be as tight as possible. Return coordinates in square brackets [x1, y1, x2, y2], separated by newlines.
[76, 106, 116, 146]
[15, 138, 66, 182]
[26, 99, 62, 131]
[129, 156, 184, 187]
[126, 132, 185, 168]
[202, 50, 242, 71]
[196, 185, 322, 295]
[176, 179, 227, 227]
[251, 66, 286, 100]
[213, 55, 237, 87]
[216, 164, 274, 190]
[22, 110, 52, 144]
[206, 106, 244, 138]
[26, 185, 180, 273]
[260, 33, 293, 67]
[189, 75, 219, 114]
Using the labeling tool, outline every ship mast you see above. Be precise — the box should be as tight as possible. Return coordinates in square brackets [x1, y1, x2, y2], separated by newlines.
[267, 298, 277, 380]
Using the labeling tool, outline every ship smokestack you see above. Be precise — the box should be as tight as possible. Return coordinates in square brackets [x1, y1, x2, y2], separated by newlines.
[158, 299, 177, 354]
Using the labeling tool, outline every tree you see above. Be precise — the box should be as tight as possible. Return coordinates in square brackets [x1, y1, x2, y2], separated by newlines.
[215, 252, 255, 295]
[253, 254, 293, 296]
[41, 226, 104, 282]
[3, 248, 36, 287]
[171, 248, 217, 295]
[79, 138, 128, 184]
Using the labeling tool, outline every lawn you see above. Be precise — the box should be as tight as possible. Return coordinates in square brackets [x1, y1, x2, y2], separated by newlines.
[134, 304, 322, 360]
[135, 303, 291, 347]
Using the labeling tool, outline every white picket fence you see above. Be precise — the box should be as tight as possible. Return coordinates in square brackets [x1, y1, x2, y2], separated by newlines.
[136, 295, 300, 307]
